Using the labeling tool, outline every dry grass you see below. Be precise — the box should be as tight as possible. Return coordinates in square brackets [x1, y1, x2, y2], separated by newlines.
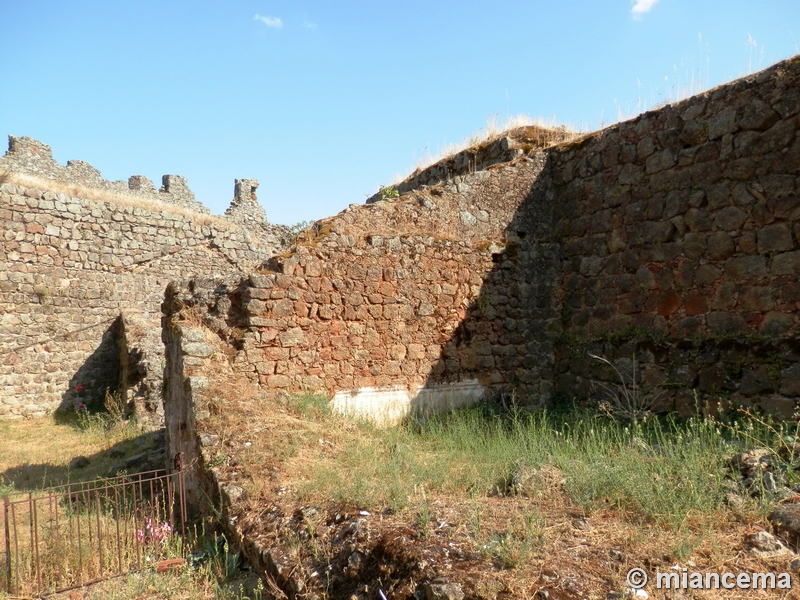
[396, 113, 581, 183]
[0, 171, 238, 229]
[0, 416, 146, 492]
[197, 365, 796, 599]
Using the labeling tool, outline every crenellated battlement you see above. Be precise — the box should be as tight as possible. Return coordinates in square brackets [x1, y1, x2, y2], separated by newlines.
[0, 135, 275, 222]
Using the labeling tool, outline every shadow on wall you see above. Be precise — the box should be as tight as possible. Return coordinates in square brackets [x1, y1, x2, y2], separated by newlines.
[420, 56, 800, 418]
[420, 155, 563, 409]
[56, 317, 123, 419]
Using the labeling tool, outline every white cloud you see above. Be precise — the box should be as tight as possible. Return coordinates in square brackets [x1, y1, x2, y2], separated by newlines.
[254, 14, 283, 28]
[304, 22, 318, 29]
[631, 0, 659, 18]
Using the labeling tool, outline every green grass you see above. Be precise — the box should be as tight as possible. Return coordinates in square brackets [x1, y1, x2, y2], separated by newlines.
[296, 404, 784, 532]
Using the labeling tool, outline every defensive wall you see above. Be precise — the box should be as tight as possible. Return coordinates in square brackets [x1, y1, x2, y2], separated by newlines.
[0, 137, 292, 422]
[163, 55, 800, 442]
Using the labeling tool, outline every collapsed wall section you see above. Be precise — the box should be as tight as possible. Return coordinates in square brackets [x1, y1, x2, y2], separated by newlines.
[163, 156, 555, 423]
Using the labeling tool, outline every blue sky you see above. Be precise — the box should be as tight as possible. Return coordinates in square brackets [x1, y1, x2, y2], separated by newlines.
[1, 1, 798, 225]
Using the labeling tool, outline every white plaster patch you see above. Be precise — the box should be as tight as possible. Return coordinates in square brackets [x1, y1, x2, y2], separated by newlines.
[331, 379, 484, 426]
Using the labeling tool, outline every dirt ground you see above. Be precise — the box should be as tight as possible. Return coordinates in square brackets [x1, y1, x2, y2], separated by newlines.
[196, 364, 800, 600]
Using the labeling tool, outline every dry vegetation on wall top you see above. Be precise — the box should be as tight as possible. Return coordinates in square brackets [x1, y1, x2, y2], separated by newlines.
[404, 115, 579, 178]
[0, 170, 237, 229]
[366, 116, 579, 204]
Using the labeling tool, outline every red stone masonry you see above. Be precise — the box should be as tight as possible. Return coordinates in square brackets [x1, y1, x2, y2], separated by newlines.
[166, 55, 800, 419]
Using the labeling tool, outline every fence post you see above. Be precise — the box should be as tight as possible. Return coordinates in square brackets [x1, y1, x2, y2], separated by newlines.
[3, 495, 11, 594]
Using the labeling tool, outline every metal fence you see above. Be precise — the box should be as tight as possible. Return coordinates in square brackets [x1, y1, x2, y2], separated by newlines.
[2, 460, 187, 597]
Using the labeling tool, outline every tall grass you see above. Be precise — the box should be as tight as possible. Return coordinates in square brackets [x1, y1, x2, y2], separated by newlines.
[297, 405, 770, 532]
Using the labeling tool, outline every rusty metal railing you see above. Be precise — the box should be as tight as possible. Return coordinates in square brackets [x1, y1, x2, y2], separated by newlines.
[1, 458, 187, 596]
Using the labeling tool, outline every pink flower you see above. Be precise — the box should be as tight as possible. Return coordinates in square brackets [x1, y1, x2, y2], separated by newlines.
[75, 384, 85, 392]
[136, 529, 145, 543]
[77, 403, 87, 412]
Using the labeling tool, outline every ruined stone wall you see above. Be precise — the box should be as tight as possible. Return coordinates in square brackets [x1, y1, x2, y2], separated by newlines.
[0, 136, 211, 214]
[164, 55, 800, 422]
[164, 156, 554, 422]
[0, 171, 291, 420]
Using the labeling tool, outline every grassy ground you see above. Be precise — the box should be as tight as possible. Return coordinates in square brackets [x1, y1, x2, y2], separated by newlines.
[0, 416, 266, 600]
[298, 399, 782, 539]
[0, 413, 141, 493]
[4, 390, 798, 598]
[201, 382, 800, 599]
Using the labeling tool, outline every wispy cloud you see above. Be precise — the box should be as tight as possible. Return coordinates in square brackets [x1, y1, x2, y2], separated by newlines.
[254, 14, 283, 28]
[303, 22, 318, 29]
[631, 0, 659, 18]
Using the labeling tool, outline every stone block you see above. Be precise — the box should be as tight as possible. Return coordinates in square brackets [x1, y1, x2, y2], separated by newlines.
[695, 264, 722, 285]
[184, 376, 208, 390]
[725, 255, 766, 280]
[757, 396, 796, 420]
[714, 206, 748, 231]
[707, 311, 748, 335]
[780, 364, 800, 396]
[772, 250, 800, 275]
[182, 342, 214, 358]
[740, 99, 781, 130]
[279, 328, 304, 347]
[738, 286, 774, 312]
[737, 232, 757, 254]
[656, 290, 681, 316]
[244, 299, 266, 315]
[739, 366, 775, 395]
[706, 231, 735, 260]
[684, 291, 708, 316]
[645, 149, 677, 174]
[707, 107, 737, 139]
[759, 311, 793, 336]
[757, 223, 794, 253]
[685, 208, 712, 231]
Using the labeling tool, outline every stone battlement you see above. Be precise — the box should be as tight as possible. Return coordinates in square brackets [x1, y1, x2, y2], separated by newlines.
[0, 135, 276, 222]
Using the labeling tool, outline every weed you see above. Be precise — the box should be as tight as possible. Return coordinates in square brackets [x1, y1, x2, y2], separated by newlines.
[33, 286, 50, 305]
[379, 185, 400, 201]
[289, 220, 316, 244]
[589, 353, 666, 423]
[286, 392, 331, 420]
[475, 293, 491, 317]
[206, 453, 229, 469]
[290, 403, 763, 534]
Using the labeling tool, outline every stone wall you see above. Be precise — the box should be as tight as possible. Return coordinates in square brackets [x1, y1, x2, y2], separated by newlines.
[164, 55, 800, 423]
[164, 154, 553, 423]
[533, 55, 800, 417]
[0, 138, 293, 420]
[0, 136, 210, 214]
